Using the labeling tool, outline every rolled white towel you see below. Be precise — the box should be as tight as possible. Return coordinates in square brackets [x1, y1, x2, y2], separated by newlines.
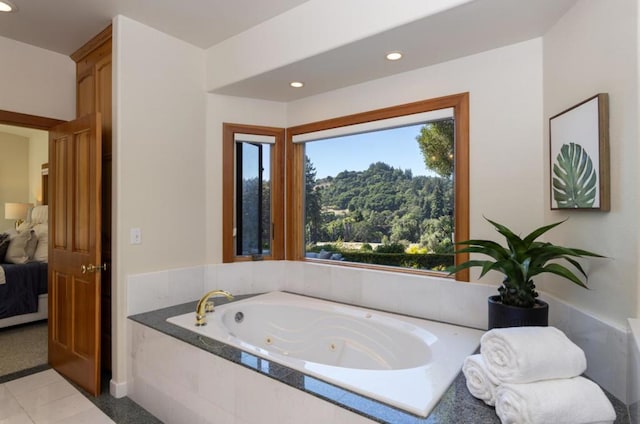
[462, 354, 500, 405]
[481, 326, 586, 383]
[495, 376, 616, 424]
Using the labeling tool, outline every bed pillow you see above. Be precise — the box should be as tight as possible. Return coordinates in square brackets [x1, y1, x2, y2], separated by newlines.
[5, 230, 37, 264]
[16, 221, 34, 232]
[25, 230, 38, 260]
[30, 205, 48, 224]
[0, 233, 10, 262]
[32, 228, 48, 262]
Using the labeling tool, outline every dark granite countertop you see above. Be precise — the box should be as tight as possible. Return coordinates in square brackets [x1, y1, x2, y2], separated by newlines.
[128, 294, 631, 424]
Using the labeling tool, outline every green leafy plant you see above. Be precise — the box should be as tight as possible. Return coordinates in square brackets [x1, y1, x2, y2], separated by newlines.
[552, 142, 597, 208]
[448, 218, 603, 308]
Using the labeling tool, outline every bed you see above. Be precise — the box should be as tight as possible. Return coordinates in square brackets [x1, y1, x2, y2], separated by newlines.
[0, 205, 49, 329]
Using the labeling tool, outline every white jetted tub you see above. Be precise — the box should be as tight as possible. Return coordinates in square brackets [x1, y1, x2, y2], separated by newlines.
[167, 291, 482, 417]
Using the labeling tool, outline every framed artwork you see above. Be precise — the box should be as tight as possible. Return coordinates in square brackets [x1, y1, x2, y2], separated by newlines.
[549, 93, 609, 211]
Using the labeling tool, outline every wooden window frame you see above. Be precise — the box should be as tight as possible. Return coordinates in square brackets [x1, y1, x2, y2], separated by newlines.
[285, 92, 470, 281]
[222, 123, 285, 263]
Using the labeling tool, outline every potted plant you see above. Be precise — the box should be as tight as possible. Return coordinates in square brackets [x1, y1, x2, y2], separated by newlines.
[448, 218, 603, 328]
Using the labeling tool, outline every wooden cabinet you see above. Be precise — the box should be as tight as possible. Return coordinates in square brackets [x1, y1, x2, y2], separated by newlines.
[71, 25, 112, 373]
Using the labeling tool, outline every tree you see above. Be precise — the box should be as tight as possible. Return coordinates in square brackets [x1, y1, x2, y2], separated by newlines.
[430, 183, 444, 218]
[390, 208, 421, 243]
[416, 119, 454, 178]
[240, 177, 268, 254]
[420, 215, 454, 254]
[304, 156, 322, 244]
[310, 159, 454, 251]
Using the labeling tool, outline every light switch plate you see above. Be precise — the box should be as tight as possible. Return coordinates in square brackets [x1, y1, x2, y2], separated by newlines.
[130, 228, 141, 244]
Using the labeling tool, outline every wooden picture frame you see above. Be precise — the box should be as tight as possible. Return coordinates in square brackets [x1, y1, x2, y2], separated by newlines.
[549, 93, 609, 211]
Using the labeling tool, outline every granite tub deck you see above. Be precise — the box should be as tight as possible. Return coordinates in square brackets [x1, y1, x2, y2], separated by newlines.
[128, 294, 631, 424]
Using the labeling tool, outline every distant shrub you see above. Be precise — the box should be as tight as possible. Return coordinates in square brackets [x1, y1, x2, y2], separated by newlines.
[375, 243, 406, 254]
[360, 243, 373, 251]
[406, 245, 428, 254]
[307, 243, 340, 253]
[339, 252, 454, 270]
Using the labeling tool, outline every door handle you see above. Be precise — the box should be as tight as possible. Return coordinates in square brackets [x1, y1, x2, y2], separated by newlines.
[81, 263, 108, 274]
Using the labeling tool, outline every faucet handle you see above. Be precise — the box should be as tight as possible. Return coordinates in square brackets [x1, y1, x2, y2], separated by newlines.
[205, 301, 214, 313]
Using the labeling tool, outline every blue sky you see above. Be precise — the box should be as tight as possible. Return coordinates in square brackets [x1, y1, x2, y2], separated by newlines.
[239, 123, 437, 180]
[305, 124, 435, 179]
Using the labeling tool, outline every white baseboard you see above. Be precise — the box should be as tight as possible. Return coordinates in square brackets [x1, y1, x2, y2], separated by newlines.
[110, 378, 128, 398]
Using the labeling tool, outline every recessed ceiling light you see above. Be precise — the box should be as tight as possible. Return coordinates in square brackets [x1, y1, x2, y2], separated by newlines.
[290, 81, 304, 88]
[0, 1, 16, 12]
[386, 52, 403, 61]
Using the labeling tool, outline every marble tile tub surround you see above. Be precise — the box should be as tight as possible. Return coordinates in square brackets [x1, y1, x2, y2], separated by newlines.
[128, 296, 631, 424]
[126, 260, 630, 402]
[129, 316, 382, 424]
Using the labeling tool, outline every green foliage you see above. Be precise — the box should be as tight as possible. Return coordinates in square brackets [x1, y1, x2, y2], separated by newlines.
[305, 156, 323, 243]
[420, 215, 454, 254]
[306, 243, 340, 253]
[390, 209, 421, 243]
[306, 243, 453, 270]
[240, 177, 270, 254]
[416, 119, 454, 178]
[304, 150, 456, 269]
[552, 142, 597, 208]
[406, 245, 428, 254]
[339, 251, 454, 270]
[314, 161, 454, 247]
[375, 242, 406, 254]
[448, 218, 604, 308]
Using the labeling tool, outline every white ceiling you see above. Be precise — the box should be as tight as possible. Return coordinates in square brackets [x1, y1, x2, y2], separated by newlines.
[0, 0, 577, 102]
[215, 0, 578, 101]
[0, 0, 311, 55]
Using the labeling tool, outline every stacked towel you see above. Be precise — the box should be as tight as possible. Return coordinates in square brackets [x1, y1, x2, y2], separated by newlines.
[495, 377, 616, 424]
[461, 326, 615, 424]
[480, 326, 587, 383]
[462, 354, 500, 405]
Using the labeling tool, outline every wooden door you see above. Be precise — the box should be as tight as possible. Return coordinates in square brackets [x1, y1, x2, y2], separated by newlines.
[48, 113, 102, 396]
[74, 26, 113, 373]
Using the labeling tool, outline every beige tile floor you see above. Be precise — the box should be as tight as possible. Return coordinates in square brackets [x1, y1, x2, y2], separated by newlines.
[0, 370, 115, 424]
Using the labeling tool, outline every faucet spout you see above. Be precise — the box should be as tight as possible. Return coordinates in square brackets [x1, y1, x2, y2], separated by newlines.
[195, 289, 233, 326]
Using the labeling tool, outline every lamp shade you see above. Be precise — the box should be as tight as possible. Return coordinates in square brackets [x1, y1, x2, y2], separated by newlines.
[5, 202, 33, 220]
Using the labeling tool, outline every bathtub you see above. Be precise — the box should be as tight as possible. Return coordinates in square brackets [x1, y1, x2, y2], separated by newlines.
[166, 291, 482, 417]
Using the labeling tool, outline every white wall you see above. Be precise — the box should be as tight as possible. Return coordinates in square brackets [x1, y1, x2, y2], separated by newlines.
[113, 15, 207, 390]
[0, 36, 75, 121]
[637, 0, 640, 326]
[0, 35, 71, 229]
[0, 132, 29, 232]
[542, 0, 638, 326]
[28, 132, 48, 205]
[287, 38, 545, 257]
[630, 319, 640, 423]
[0, 128, 47, 232]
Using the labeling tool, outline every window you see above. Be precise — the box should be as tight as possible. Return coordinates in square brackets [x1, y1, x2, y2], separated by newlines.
[286, 93, 469, 279]
[222, 124, 284, 262]
[222, 93, 469, 280]
[301, 117, 454, 270]
[236, 140, 271, 256]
